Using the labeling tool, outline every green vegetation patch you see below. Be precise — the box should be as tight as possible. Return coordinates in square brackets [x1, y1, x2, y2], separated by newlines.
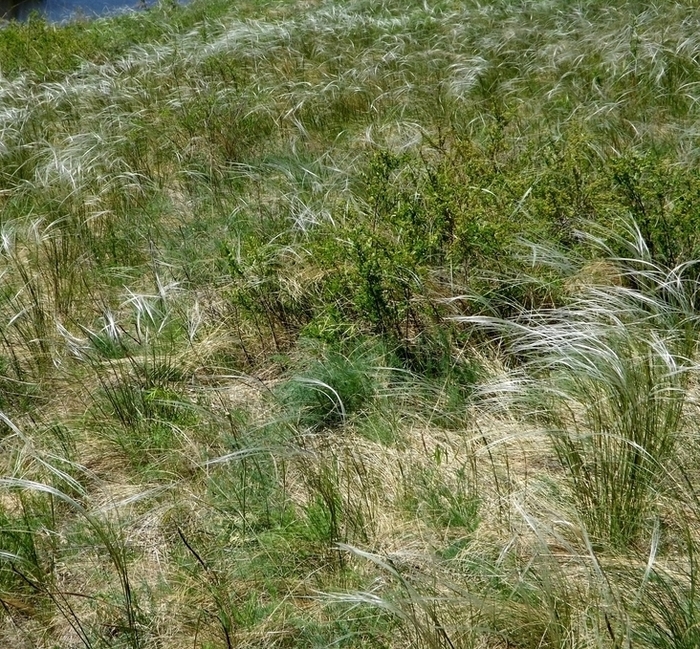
[2, 0, 700, 646]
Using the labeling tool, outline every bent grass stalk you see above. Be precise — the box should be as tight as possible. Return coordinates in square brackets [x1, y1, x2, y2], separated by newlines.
[0, 476, 142, 647]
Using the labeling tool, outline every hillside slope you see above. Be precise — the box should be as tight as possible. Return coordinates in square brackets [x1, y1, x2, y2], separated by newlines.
[2, 0, 700, 646]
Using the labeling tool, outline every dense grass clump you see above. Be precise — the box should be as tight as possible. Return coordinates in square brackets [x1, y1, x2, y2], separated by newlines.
[463, 227, 698, 547]
[3, 0, 700, 646]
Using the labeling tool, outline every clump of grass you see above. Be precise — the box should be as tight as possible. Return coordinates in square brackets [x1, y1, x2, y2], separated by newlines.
[400, 458, 479, 533]
[276, 339, 391, 430]
[462, 222, 698, 548]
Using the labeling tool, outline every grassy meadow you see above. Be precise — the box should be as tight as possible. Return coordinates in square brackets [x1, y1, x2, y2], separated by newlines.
[3, 0, 700, 646]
